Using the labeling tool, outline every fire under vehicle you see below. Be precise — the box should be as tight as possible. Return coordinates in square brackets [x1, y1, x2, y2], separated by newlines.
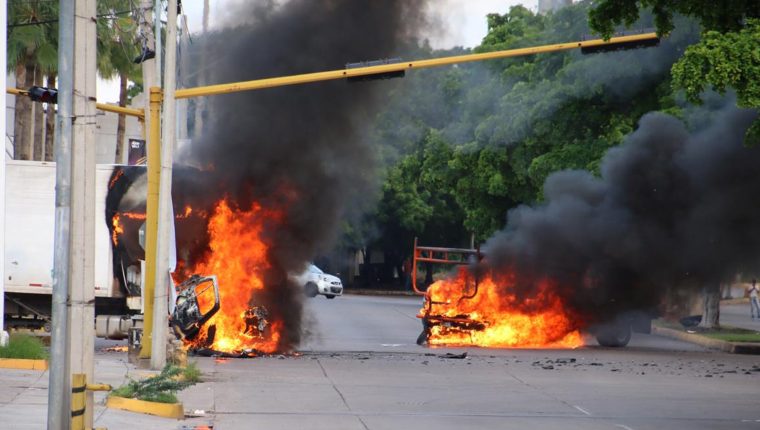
[3, 161, 218, 345]
[412, 239, 652, 348]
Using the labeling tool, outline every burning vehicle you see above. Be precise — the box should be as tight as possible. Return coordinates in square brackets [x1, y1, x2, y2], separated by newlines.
[412, 239, 647, 348]
[107, 166, 294, 357]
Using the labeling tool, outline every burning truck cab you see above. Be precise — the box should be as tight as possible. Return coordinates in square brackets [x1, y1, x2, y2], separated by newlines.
[412, 239, 649, 349]
[107, 165, 289, 357]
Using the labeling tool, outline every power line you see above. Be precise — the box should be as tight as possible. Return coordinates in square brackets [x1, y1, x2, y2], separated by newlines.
[8, 9, 133, 28]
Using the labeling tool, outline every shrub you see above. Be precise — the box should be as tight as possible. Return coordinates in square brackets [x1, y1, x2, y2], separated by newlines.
[110, 364, 200, 404]
[0, 334, 48, 360]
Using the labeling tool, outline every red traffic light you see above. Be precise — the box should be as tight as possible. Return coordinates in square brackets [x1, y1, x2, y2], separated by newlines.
[28, 86, 58, 104]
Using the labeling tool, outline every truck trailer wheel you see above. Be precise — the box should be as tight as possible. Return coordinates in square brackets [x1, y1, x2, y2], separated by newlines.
[595, 323, 632, 347]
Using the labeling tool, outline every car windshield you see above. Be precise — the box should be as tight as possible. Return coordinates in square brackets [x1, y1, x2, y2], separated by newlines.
[308, 264, 324, 274]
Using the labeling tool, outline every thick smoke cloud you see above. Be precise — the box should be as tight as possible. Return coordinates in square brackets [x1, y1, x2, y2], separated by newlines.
[178, 1, 431, 348]
[482, 101, 760, 324]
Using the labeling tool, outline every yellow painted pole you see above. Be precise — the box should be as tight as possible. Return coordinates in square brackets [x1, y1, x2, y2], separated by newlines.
[70, 373, 111, 430]
[6, 88, 145, 119]
[174, 33, 658, 99]
[140, 87, 163, 359]
[5, 87, 27, 96]
[71, 374, 86, 430]
[95, 102, 145, 119]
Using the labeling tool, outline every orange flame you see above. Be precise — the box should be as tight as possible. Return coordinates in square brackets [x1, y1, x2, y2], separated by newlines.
[182, 199, 284, 354]
[420, 267, 583, 348]
[111, 213, 124, 246]
[111, 212, 146, 246]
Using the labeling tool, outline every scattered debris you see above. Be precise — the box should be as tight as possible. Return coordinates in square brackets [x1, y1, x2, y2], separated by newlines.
[440, 352, 468, 359]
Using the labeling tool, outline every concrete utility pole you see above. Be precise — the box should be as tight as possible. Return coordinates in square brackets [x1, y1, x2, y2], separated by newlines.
[193, 0, 210, 138]
[155, 0, 162, 86]
[48, 0, 74, 427]
[140, 0, 157, 157]
[68, 0, 98, 426]
[138, 0, 158, 361]
[151, 0, 179, 370]
[0, 0, 7, 347]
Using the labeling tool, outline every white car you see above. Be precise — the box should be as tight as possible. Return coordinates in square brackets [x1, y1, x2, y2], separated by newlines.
[292, 264, 343, 299]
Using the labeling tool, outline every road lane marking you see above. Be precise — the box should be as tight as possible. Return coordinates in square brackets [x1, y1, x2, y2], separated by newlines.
[381, 343, 404, 347]
[615, 424, 635, 430]
[573, 405, 591, 416]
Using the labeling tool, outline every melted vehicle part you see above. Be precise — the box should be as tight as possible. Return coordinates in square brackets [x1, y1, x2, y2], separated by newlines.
[171, 274, 220, 340]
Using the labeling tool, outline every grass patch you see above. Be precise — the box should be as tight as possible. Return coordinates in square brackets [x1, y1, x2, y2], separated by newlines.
[701, 328, 760, 343]
[656, 319, 760, 342]
[0, 334, 48, 360]
[110, 364, 201, 404]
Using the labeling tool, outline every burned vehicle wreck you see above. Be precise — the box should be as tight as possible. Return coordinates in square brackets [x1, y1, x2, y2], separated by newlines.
[411, 239, 653, 348]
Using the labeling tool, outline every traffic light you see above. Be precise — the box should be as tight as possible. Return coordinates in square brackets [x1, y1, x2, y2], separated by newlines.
[28, 86, 58, 104]
[346, 58, 405, 82]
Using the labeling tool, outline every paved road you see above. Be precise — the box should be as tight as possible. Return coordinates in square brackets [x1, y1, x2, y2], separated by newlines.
[173, 295, 760, 430]
[300, 294, 707, 354]
[4, 295, 759, 430]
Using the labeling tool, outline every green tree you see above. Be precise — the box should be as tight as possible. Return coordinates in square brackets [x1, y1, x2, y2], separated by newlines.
[671, 20, 760, 144]
[589, 0, 760, 148]
[588, 0, 759, 37]
[588, 0, 760, 328]
[7, 0, 58, 160]
[96, 0, 143, 163]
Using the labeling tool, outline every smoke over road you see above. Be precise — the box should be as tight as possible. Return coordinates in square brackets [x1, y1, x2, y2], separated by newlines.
[481, 100, 759, 323]
[177, 0, 432, 349]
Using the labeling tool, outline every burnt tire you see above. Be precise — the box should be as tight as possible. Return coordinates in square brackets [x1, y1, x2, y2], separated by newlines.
[304, 283, 319, 298]
[416, 330, 427, 346]
[325, 294, 336, 299]
[595, 323, 632, 347]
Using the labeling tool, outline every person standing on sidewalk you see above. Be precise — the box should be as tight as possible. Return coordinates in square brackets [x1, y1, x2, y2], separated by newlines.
[749, 279, 760, 320]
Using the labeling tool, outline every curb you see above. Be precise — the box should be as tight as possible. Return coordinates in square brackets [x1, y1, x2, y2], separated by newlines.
[652, 325, 760, 355]
[343, 289, 420, 297]
[106, 396, 185, 419]
[0, 358, 48, 371]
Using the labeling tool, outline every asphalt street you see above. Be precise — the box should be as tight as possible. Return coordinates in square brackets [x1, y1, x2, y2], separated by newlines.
[175, 295, 760, 430]
[2, 295, 759, 430]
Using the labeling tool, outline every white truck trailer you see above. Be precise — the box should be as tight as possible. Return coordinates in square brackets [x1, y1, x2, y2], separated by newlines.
[3, 160, 142, 338]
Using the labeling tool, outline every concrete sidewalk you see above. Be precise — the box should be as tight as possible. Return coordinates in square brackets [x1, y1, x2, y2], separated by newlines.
[720, 301, 760, 331]
[0, 347, 213, 429]
[651, 301, 760, 355]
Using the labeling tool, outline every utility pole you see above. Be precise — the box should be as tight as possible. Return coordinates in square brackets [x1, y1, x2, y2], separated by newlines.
[138, 0, 158, 361]
[48, 0, 74, 427]
[68, 0, 97, 426]
[151, 0, 179, 370]
[0, 0, 7, 347]
[155, 0, 162, 86]
[193, 0, 210, 138]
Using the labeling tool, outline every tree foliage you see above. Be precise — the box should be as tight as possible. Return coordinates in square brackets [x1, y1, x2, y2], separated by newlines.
[362, 0, 697, 262]
[588, 0, 760, 37]
[671, 20, 760, 144]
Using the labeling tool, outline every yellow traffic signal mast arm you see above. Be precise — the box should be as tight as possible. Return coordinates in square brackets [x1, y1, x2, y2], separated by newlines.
[5, 87, 145, 120]
[174, 32, 658, 99]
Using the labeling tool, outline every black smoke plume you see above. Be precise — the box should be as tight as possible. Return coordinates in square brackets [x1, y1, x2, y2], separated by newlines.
[177, 1, 431, 349]
[480, 100, 759, 325]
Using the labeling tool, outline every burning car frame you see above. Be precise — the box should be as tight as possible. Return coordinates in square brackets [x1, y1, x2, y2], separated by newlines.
[412, 238, 646, 348]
